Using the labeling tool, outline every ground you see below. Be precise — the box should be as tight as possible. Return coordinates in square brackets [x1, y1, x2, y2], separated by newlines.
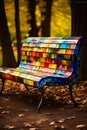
[0, 80, 87, 130]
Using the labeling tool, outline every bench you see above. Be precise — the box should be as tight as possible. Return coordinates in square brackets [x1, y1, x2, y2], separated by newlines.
[0, 36, 83, 111]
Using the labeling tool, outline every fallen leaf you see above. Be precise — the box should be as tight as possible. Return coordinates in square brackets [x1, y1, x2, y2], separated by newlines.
[23, 122, 32, 127]
[50, 121, 55, 126]
[82, 99, 87, 104]
[66, 116, 76, 120]
[2, 110, 10, 114]
[4, 125, 15, 129]
[36, 119, 48, 124]
[19, 113, 25, 117]
[54, 124, 66, 130]
[5, 98, 9, 101]
[0, 106, 2, 110]
[45, 112, 53, 115]
[29, 128, 38, 130]
[15, 92, 20, 95]
[75, 124, 86, 129]
[58, 118, 65, 123]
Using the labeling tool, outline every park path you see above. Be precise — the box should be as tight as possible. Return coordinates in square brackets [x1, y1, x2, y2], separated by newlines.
[0, 80, 87, 130]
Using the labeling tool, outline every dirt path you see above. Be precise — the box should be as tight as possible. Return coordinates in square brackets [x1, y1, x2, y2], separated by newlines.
[0, 82, 87, 130]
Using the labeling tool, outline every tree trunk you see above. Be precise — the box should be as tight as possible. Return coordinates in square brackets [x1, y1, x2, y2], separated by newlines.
[41, 0, 53, 36]
[14, 0, 21, 65]
[71, 0, 87, 80]
[27, 0, 38, 36]
[0, 0, 17, 67]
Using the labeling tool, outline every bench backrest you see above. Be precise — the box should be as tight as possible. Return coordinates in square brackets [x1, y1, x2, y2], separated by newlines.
[19, 37, 83, 84]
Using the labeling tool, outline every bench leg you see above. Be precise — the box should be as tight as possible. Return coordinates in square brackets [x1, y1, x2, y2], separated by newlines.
[0, 78, 5, 95]
[37, 88, 44, 112]
[69, 84, 78, 107]
[25, 84, 29, 91]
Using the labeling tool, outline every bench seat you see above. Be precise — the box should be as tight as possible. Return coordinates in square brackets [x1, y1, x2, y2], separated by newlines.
[0, 64, 73, 86]
[0, 37, 83, 111]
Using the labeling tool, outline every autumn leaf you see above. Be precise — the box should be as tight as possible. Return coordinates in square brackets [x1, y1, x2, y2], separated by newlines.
[29, 128, 39, 130]
[0, 106, 2, 110]
[2, 110, 10, 114]
[45, 112, 53, 115]
[75, 124, 86, 129]
[54, 124, 66, 130]
[66, 116, 76, 120]
[23, 122, 32, 127]
[18, 113, 25, 117]
[58, 118, 65, 123]
[50, 121, 55, 126]
[4, 125, 15, 129]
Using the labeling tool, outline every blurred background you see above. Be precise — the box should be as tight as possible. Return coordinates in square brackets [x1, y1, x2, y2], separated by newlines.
[4, 0, 71, 44]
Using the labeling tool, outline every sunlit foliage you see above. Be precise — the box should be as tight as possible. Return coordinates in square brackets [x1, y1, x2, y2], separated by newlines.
[4, 0, 71, 43]
[51, 0, 71, 36]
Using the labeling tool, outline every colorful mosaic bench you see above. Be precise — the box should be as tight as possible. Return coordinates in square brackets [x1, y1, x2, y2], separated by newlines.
[0, 37, 83, 111]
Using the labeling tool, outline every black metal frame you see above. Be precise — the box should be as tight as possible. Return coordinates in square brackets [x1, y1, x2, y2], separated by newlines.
[37, 83, 78, 112]
[69, 84, 78, 107]
[37, 88, 44, 112]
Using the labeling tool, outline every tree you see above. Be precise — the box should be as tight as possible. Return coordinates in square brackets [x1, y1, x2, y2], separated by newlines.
[71, 0, 87, 80]
[27, 0, 38, 36]
[0, 0, 17, 67]
[27, 0, 53, 37]
[40, 0, 53, 36]
[14, 0, 21, 64]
